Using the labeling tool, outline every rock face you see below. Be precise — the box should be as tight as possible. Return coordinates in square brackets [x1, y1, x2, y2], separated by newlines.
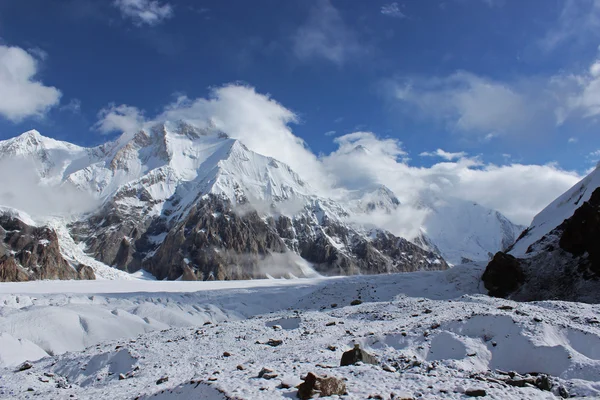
[481, 253, 525, 298]
[0, 213, 95, 282]
[558, 187, 600, 277]
[482, 187, 600, 302]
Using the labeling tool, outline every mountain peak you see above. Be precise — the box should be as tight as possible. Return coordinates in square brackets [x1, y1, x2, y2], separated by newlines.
[19, 129, 42, 139]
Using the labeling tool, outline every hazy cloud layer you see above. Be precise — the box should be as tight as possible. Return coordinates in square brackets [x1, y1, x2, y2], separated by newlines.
[292, 0, 367, 66]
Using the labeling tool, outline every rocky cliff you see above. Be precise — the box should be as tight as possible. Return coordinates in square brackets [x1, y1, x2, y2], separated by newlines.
[482, 185, 600, 302]
[0, 211, 95, 282]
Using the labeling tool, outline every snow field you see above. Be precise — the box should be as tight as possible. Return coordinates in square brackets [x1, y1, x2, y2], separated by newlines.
[1, 264, 600, 398]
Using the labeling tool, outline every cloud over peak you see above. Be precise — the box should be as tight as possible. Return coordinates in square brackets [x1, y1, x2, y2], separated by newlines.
[94, 83, 581, 227]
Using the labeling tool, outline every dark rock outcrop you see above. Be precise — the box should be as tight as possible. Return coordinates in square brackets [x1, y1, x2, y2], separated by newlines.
[558, 187, 600, 276]
[482, 252, 525, 298]
[0, 213, 95, 282]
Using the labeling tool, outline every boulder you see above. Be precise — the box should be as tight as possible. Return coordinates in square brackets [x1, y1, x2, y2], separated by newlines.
[340, 344, 377, 366]
[482, 252, 525, 297]
[296, 372, 346, 399]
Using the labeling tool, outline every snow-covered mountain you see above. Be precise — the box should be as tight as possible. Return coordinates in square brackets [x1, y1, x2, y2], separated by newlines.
[482, 166, 600, 302]
[509, 166, 600, 256]
[420, 196, 524, 265]
[0, 124, 522, 281]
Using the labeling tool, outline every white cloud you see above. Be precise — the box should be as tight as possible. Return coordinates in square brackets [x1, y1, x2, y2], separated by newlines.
[322, 132, 580, 226]
[381, 3, 406, 18]
[552, 58, 600, 123]
[390, 54, 600, 137]
[324, 130, 336, 136]
[95, 84, 581, 230]
[94, 104, 146, 134]
[0, 44, 61, 122]
[113, 0, 173, 26]
[568, 137, 578, 143]
[540, 0, 600, 52]
[292, 0, 366, 65]
[420, 149, 468, 161]
[0, 158, 99, 217]
[392, 72, 537, 136]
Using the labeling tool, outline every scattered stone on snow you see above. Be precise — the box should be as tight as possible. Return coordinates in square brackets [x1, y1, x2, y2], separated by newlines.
[340, 344, 377, 366]
[17, 361, 33, 372]
[266, 339, 283, 347]
[296, 372, 347, 399]
[156, 376, 169, 385]
[382, 363, 397, 372]
[465, 388, 487, 397]
[258, 367, 278, 380]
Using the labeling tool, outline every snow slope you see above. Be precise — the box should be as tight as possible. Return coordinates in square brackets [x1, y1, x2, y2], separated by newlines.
[422, 197, 524, 264]
[510, 166, 600, 256]
[2, 267, 600, 398]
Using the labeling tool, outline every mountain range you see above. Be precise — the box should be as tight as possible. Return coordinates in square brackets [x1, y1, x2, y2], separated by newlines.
[0, 123, 524, 282]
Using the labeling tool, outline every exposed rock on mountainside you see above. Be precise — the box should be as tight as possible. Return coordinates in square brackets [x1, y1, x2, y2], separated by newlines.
[481, 252, 524, 298]
[0, 211, 95, 282]
[0, 124, 523, 281]
[482, 176, 600, 302]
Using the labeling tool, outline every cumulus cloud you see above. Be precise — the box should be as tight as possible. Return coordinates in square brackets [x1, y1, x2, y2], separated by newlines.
[381, 3, 406, 18]
[420, 149, 467, 161]
[95, 84, 581, 229]
[94, 104, 146, 134]
[322, 132, 580, 226]
[113, 0, 173, 26]
[554, 57, 600, 122]
[292, 0, 367, 65]
[390, 54, 600, 137]
[0, 44, 61, 122]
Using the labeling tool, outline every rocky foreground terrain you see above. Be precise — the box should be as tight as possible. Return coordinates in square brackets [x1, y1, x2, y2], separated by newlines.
[2, 265, 600, 399]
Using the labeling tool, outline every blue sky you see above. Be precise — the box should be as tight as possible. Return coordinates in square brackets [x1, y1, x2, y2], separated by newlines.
[0, 0, 599, 223]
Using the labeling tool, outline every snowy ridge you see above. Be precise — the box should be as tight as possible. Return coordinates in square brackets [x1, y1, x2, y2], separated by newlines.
[0, 124, 523, 279]
[0, 206, 38, 227]
[510, 166, 600, 256]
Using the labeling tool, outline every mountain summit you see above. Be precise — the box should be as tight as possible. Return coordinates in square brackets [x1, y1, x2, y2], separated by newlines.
[0, 123, 522, 281]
